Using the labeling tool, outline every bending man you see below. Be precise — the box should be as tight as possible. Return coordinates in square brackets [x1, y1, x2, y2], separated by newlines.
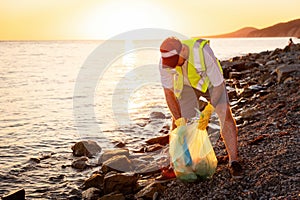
[159, 37, 242, 178]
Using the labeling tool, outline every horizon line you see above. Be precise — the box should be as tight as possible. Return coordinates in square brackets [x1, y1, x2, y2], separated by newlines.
[1, 36, 299, 42]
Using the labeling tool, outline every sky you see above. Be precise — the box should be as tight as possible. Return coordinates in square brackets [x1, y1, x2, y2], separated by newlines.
[0, 0, 299, 40]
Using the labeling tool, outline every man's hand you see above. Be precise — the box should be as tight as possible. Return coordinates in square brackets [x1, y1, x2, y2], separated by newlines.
[198, 102, 214, 130]
[175, 117, 186, 127]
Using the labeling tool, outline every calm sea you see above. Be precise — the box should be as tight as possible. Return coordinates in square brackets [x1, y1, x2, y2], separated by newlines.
[0, 37, 298, 198]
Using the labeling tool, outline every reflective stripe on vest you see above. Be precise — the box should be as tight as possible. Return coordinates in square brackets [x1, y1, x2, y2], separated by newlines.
[174, 38, 223, 99]
[174, 66, 183, 98]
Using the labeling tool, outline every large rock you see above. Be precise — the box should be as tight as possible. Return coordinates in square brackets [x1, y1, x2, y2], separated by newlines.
[82, 187, 102, 200]
[135, 163, 160, 176]
[145, 135, 169, 146]
[2, 188, 25, 200]
[145, 144, 164, 152]
[99, 192, 125, 200]
[131, 158, 160, 175]
[103, 172, 138, 194]
[101, 155, 132, 173]
[98, 149, 129, 164]
[150, 111, 166, 119]
[72, 140, 101, 158]
[134, 182, 165, 200]
[71, 157, 89, 170]
[275, 64, 300, 83]
[81, 173, 104, 190]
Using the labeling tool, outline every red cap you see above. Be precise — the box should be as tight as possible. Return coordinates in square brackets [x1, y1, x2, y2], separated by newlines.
[160, 37, 182, 68]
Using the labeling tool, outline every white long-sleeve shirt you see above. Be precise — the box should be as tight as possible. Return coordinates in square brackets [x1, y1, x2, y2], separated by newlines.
[159, 44, 224, 90]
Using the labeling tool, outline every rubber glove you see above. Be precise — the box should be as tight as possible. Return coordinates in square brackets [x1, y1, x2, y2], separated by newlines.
[175, 117, 186, 127]
[198, 102, 214, 130]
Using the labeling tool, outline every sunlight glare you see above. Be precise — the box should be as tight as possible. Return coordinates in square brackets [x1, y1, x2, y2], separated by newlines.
[80, 1, 174, 39]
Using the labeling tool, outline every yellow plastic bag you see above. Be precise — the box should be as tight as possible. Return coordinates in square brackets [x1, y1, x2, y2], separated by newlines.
[169, 119, 218, 181]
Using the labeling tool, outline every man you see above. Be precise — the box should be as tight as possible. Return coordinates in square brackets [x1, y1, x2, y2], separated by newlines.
[159, 36, 242, 178]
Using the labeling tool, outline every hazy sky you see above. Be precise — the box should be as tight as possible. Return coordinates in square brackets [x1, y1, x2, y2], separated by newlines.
[0, 0, 299, 40]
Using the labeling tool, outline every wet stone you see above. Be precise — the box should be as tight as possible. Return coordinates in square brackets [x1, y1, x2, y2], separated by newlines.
[71, 157, 89, 170]
[134, 182, 165, 200]
[103, 172, 138, 195]
[145, 135, 169, 146]
[101, 155, 132, 173]
[98, 149, 129, 164]
[150, 111, 166, 119]
[81, 187, 102, 200]
[99, 192, 125, 200]
[72, 140, 102, 158]
[81, 173, 104, 190]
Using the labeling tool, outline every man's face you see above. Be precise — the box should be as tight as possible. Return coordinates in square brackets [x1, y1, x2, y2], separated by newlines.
[177, 44, 188, 66]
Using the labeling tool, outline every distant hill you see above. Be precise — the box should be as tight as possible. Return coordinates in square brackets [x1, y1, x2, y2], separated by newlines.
[202, 19, 300, 38]
[204, 27, 258, 38]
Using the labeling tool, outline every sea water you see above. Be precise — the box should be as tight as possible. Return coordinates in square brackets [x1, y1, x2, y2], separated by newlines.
[0, 37, 298, 198]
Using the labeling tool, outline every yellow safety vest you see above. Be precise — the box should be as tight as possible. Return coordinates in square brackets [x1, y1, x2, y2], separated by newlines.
[174, 38, 223, 98]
